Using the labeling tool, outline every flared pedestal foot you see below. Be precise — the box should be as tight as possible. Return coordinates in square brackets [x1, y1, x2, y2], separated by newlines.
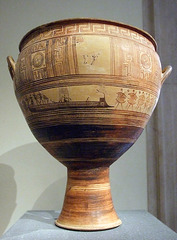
[55, 167, 122, 231]
[55, 218, 122, 231]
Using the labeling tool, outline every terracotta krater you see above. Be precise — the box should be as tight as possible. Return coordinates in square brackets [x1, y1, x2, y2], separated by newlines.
[7, 18, 172, 231]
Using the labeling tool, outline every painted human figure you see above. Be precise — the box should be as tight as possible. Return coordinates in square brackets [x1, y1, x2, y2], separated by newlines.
[29, 95, 34, 105]
[137, 91, 145, 111]
[115, 89, 127, 109]
[127, 90, 138, 110]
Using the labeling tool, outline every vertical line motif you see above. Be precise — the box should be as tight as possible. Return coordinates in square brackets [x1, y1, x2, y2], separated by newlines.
[72, 36, 79, 74]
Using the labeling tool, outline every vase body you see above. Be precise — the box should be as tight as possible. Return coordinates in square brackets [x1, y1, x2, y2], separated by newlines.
[7, 18, 172, 231]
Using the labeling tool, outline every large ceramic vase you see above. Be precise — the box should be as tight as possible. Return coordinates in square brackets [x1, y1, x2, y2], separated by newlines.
[7, 18, 172, 231]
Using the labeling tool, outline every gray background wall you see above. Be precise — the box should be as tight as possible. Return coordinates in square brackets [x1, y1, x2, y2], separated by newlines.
[0, 0, 147, 236]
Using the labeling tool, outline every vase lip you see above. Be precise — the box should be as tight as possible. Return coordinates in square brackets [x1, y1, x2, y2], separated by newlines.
[19, 17, 157, 51]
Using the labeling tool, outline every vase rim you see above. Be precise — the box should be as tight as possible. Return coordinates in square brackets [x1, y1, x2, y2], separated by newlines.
[19, 18, 157, 51]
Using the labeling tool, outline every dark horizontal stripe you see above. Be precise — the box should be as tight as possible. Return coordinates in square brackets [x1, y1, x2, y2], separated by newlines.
[48, 142, 132, 159]
[32, 124, 143, 142]
[31, 124, 143, 168]
[61, 160, 116, 169]
[42, 141, 133, 167]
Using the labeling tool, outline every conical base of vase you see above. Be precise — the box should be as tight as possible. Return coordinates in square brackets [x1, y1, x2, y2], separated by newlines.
[55, 167, 122, 231]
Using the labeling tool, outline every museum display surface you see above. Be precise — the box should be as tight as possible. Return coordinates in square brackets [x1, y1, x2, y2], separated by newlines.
[7, 18, 172, 231]
[0, 211, 177, 240]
